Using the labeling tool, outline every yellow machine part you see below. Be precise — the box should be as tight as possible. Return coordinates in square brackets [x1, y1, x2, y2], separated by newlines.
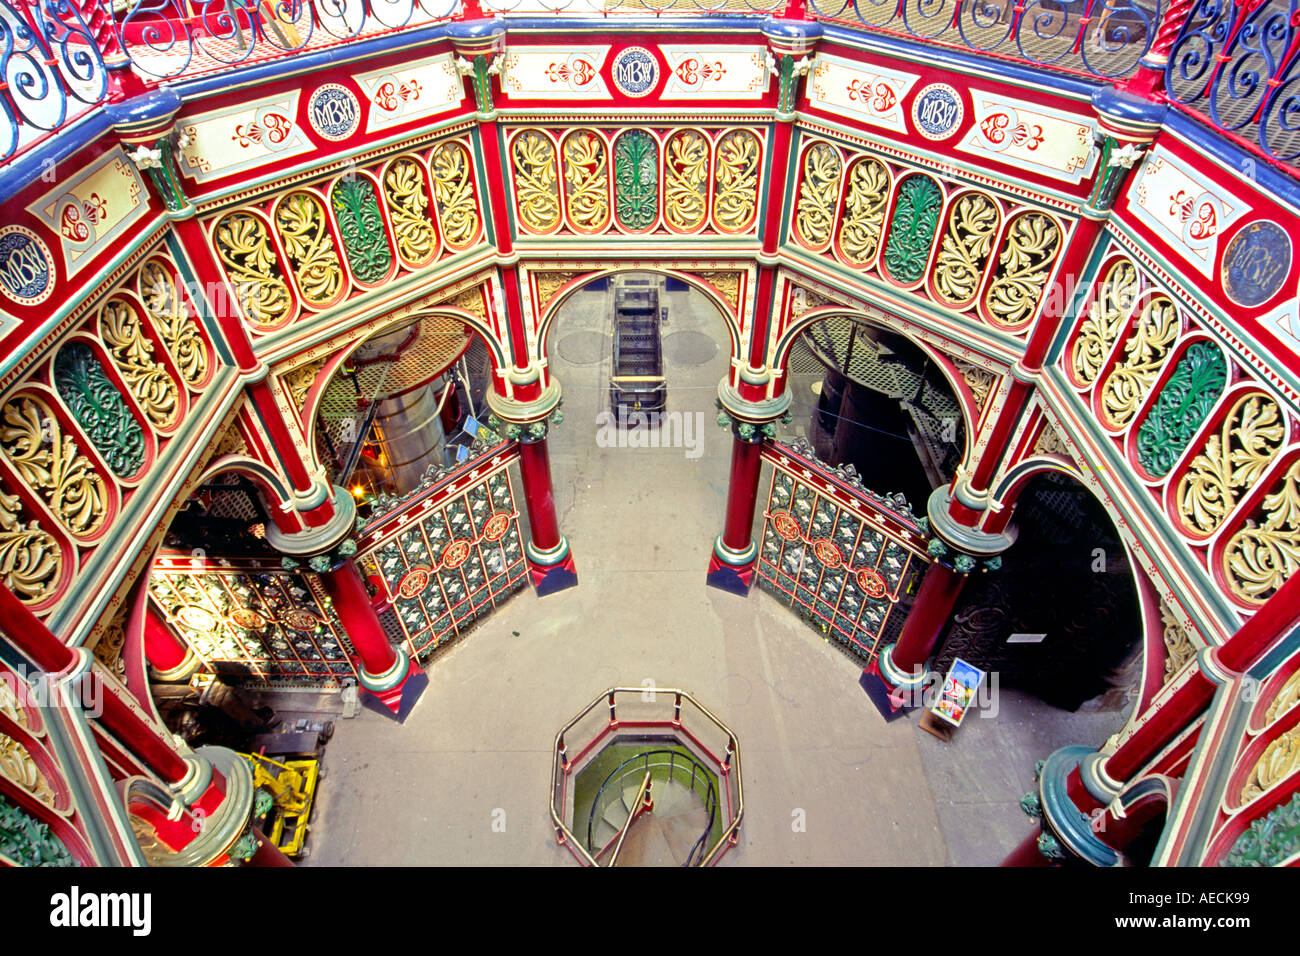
[240, 753, 322, 858]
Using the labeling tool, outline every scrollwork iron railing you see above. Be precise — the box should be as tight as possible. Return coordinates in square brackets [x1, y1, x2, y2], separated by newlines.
[7, 0, 1300, 177]
[1165, 0, 1300, 169]
[809, 0, 1161, 79]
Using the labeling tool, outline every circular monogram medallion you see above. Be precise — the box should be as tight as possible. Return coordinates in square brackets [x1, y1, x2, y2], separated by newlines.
[612, 47, 659, 98]
[0, 226, 54, 306]
[912, 84, 964, 141]
[308, 84, 361, 142]
[856, 568, 888, 599]
[1222, 220, 1291, 308]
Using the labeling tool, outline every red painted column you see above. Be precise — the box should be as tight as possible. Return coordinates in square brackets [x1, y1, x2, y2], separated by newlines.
[720, 439, 763, 553]
[143, 604, 198, 680]
[888, 563, 967, 675]
[0, 586, 192, 784]
[1060, 569, 1300, 820]
[518, 440, 561, 553]
[319, 560, 411, 713]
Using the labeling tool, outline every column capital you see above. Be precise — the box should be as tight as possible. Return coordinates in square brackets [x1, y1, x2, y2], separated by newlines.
[265, 484, 356, 558]
[1037, 745, 1122, 867]
[926, 486, 1017, 564]
[717, 374, 792, 424]
[486, 376, 563, 426]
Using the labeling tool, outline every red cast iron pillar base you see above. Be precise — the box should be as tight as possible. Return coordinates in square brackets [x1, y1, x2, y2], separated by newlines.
[268, 485, 420, 718]
[861, 486, 1016, 720]
[144, 603, 201, 683]
[707, 368, 791, 596]
[320, 559, 416, 716]
[487, 377, 577, 597]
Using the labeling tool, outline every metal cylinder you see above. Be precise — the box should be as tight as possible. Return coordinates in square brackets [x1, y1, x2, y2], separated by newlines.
[371, 383, 447, 496]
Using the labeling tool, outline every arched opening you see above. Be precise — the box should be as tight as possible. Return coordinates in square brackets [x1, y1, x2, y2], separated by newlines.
[542, 270, 734, 569]
[776, 312, 970, 514]
[310, 311, 502, 517]
[933, 470, 1144, 715]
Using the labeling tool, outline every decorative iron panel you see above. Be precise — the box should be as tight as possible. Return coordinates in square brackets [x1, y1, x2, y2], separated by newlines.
[356, 447, 527, 661]
[756, 441, 928, 662]
[149, 558, 358, 684]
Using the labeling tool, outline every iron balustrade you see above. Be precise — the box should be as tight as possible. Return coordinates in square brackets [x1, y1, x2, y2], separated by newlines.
[550, 687, 743, 867]
[7, 0, 1296, 179]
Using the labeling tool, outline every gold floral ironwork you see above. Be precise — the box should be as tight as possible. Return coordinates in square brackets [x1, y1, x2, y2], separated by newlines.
[1071, 258, 1138, 388]
[0, 490, 60, 607]
[1100, 295, 1180, 429]
[535, 271, 580, 315]
[101, 299, 180, 430]
[934, 192, 1000, 306]
[837, 158, 890, 266]
[954, 360, 996, 411]
[562, 129, 610, 233]
[1177, 392, 1287, 536]
[1160, 600, 1196, 682]
[383, 158, 438, 266]
[664, 130, 709, 231]
[274, 191, 345, 306]
[1241, 722, 1300, 803]
[1265, 670, 1300, 725]
[213, 213, 292, 329]
[1223, 458, 1300, 607]
[512, 131, 561, 233]
[92, 605, 127, 680]
[0, 397, 108, 539]
[0, 733, 56, 809]
[983, 213, 1060, 328]
[794, 143, 841, 248]
[430, 141, 481, 248]
[137, 260, 209, 390]
[282, 358, 327, 413]
[713, 129, 760, 233]
[693, 271, 742, 315]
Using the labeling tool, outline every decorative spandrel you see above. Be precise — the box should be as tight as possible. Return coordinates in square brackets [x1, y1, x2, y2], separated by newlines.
[330, 176, 395, 284]
[883, 175, 942, 285]
[614, 129, 658, 231]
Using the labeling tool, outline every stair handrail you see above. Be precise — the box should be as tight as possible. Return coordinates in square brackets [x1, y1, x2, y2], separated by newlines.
[605, 771, 652, 868]
[585, 747, 718, 864]
[551, 687, 744, 867]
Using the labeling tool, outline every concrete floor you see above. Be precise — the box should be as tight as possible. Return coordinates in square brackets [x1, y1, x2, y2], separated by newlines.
[308, 282, 1131, 866]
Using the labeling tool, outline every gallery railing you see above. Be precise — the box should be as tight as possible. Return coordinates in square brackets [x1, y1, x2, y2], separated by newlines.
[3, 0, 1298, 177]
